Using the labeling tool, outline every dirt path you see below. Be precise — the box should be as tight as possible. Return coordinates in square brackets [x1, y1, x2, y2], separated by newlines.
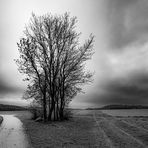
[122, 117, 148, 131]
[114, 119, 148, 146]
[93, 113, 113, 148]
[0, 115, 30, 148]
[93, 112, 147, 148]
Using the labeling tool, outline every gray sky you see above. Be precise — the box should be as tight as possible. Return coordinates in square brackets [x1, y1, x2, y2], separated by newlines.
[1, 0, 148, 108]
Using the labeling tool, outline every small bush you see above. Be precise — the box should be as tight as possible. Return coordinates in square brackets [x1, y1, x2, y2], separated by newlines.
[63, 109, 73, 120]
[29, 107, 43, 120]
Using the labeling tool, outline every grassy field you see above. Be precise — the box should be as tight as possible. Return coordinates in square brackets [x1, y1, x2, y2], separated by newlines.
[19, 110, 148, 148]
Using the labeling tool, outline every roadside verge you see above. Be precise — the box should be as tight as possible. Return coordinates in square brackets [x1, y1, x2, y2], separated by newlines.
[0, 116, 3, 125]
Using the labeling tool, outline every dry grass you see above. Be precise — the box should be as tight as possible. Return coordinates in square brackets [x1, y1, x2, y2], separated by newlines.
[21, 116, 97, 148]
[18, 110, 148, 148]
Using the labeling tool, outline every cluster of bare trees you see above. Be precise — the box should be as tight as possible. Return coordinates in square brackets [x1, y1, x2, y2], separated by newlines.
[16, 13, 94, 121]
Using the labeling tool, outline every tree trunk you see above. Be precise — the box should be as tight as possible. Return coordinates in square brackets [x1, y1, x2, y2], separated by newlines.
[56, 100, 59, 120]
[48, 97, 54, 121]
[59, 96, 64, 120]
[59, 107, 64, 120]
[53, 103, 56, 121]
[43, 92, 47, 122]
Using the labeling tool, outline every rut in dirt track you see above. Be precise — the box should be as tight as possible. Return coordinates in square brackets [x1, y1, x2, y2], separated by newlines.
[93, 113, 147, 148]
[114, 119, 148, 146]
[123, 117, 148, 131]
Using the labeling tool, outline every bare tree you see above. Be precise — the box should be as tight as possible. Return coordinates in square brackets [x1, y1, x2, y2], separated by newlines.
[16, 13, 94, 121]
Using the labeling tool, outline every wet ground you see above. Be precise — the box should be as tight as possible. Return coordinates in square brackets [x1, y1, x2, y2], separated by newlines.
[0, 114, 30, 148]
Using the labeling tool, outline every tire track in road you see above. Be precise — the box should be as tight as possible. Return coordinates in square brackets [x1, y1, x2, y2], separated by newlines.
[123, 117, 148, 131]
[93, 113, 114, 148]
[117, 119, 148, 133]
[98, 113, 148, 146]
[114, 119, 148, 146]
[93, 113, 146, 148]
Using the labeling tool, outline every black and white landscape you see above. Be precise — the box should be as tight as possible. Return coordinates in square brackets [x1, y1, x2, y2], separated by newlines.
[0, 0, 148, 147]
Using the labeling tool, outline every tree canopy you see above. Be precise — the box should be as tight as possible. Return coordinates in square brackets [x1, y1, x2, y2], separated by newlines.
[16, 13, 94, 121]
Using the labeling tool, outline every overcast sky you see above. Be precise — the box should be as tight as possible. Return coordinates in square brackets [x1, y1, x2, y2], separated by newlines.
[1, 0, 148, 108]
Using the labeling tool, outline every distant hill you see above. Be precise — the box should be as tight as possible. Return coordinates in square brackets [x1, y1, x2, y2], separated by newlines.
[86, 104, 148, 110]
[0, 104, 27, 111]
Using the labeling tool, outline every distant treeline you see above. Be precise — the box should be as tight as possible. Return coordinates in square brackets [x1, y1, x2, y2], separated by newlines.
[86, 104, 148, 110]
[0, 104, 27, 111]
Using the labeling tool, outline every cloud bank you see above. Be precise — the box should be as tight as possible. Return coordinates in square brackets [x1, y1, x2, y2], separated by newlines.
[1, 0, 148, 107]
[82, 0, 148, 107]
[106, 0, 148, 49]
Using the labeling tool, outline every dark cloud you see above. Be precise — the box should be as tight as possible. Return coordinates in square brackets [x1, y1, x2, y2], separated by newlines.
[0, 77, 22, 95]
[109, 0, 137, 8]
[106, 0, 148, 49]
[87, 72, 148, 106]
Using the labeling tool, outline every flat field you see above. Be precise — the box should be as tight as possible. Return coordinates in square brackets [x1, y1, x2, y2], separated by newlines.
[20, 110, 148, 148]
